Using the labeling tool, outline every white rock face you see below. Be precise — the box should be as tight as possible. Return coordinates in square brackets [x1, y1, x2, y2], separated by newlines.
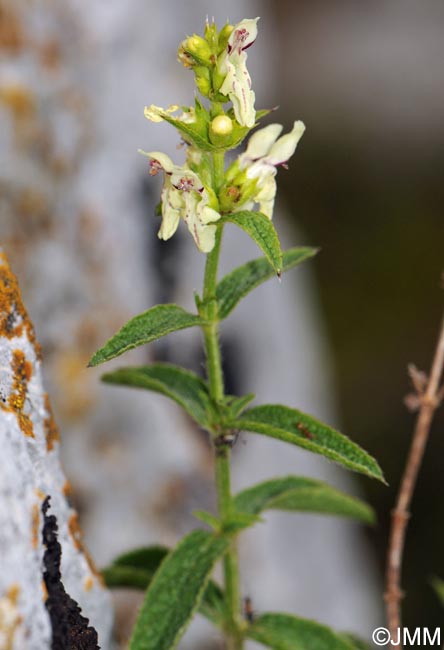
[0, 251, 113, 650]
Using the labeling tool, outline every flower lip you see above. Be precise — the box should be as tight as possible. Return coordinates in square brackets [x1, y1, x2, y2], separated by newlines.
[226, 18, 259, 55]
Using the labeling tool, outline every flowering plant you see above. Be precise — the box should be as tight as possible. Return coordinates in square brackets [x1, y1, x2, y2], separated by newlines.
[90, 17, 384, 650]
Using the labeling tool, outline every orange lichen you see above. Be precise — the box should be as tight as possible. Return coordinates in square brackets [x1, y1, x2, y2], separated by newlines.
[0, 348, 35, 437]
[0, 584, 22, 650]
[31, 503, 40, 549]
[41, 580, 48, 602]
[0, 84, 35, 120]
[62, 480, 72, 498]
[0, 252, 40, 357]
[83, 576, 94, 592]
[68, 513, 104, 586]
[35, 488, 46, 501]
[3, 349, 34, 438]
[44, 393, 60, 451]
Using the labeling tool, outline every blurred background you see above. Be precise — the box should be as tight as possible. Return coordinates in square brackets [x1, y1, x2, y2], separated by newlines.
[1, 0, 443, 647]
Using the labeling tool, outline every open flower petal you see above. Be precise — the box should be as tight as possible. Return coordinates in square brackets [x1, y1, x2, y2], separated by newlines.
[140, 149, 220, 252]
[266, 120, 306, 166]
[218, 18, 259, 128]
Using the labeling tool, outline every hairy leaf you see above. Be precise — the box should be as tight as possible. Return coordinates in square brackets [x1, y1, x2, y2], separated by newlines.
[234, 476, 375, 524]
[223, 393, 256, 419]
[233, 405, 385, 482]
[129, 530, 229, 650]
[220, 211, 283, 276]
[89, 305, 203, 367]
[248, 613, 355, 650]
[216, 247, 318, 319]
[102, 364, 213, 428]
[102, 543, 225, 626]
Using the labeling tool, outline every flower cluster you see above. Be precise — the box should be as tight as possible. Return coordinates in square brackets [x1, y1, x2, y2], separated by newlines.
[141, 18, 305, 253]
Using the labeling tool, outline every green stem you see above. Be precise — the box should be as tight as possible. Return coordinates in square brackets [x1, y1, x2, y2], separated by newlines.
[201, 147, 243, 650]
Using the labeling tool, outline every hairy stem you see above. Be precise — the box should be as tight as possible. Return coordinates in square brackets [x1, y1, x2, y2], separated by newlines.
[201, 148, 243, 650]
[385, 311, 444, 646]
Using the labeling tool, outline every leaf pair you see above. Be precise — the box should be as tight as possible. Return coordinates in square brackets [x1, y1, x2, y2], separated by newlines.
[101, 362, 383, 482]
[89, 227, 311, 368]
[104, 535, 370, 650]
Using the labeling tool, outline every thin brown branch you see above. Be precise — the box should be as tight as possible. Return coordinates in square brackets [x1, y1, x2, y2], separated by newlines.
[385, 311, 444, 647]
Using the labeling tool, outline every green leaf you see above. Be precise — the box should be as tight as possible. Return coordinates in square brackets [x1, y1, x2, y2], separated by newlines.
[193, 510, 221, 531]
[103, 544, 224, 625]
[223, 393, 256, 419]
[89, 305, 203, 367]
[220, 211, 283, 276]
[216, 247, 318, 319]
[102, 544, 225, 626]
[222, 511, 263, 533]
[248, 613, 355, 650]
[129, 530, 229, 650]
[430, 576, 444, 606]
[102, 565, 153, 590]
[193, 509, 262, 533]
[233, 405, 385, 482]
[102, 363, 213, 428]
[102, 545, 169, 590]
[339, 632, 372, 650]
[111, 545, 169, 571]
[234, 476, 375, 524]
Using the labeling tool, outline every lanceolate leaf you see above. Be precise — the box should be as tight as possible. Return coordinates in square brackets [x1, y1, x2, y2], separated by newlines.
[234, 476, 375, 524]
[233, 405, 385, 482]
[216, 247, 318, 319]
[102, 364, 213, 428]
[102, 565, 153, 590]
[89, 305, 203, 367]
[247, 613, 355, 650]
[129, 530, 229, 650]
[220, 211, 283, 276]
[111, 545, 169, 572]
[101, 544, 225, 625]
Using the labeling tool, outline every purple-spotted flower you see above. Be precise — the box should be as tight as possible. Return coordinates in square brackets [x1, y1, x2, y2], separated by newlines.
[217, 18, 259, 128]
[237, 120, 306, 217]
[139, 151, 220, 253]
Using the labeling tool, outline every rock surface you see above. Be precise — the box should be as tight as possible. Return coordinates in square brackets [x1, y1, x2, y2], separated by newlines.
[0, 251, 112, 650]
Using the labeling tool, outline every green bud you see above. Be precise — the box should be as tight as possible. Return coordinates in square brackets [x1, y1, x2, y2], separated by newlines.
[194, 66, 211, 97]
[209, 115, 233, 146]
[212, 57, 227, 94]
[183, 34, 213, 66]
[204, 19, 219, 50]
[218, 23, 234, 53]
[177, 43, 195, 69]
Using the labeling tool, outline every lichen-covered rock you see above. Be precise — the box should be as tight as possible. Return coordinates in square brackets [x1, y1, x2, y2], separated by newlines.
[0, 251, 113, 650]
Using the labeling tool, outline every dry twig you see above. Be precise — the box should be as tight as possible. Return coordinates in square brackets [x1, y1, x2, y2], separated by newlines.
[385, 311, 444, 646]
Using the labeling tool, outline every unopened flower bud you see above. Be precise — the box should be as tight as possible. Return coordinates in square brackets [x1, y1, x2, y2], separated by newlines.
[178, 43, 195, 69]
[194, 66, 211, 97]
[211, 115, 233, 136]
[218, 24, 234, 53]
[183, 34, 213, 66]
[209, 115, 233, 147]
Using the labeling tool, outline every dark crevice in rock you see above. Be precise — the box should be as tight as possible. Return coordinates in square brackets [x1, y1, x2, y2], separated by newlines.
[42, 497, 100, 650]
